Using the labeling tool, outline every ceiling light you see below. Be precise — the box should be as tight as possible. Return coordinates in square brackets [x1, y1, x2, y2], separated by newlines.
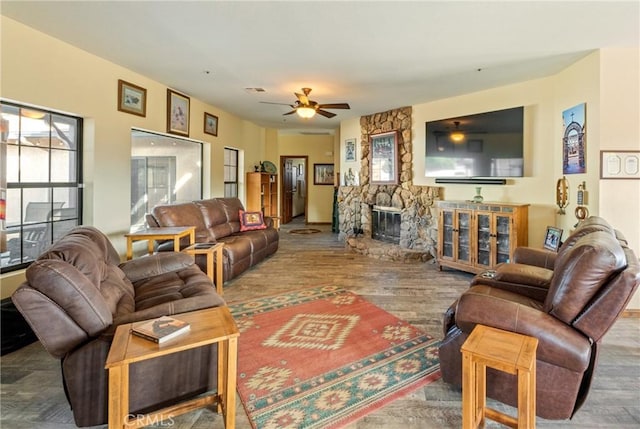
[296, 106, 316, 119]
[21, 108, 46, 119]
[450, 131, 465, 142]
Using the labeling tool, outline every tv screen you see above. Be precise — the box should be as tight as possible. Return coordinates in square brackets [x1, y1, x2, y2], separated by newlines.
[425, 107, 524, 178]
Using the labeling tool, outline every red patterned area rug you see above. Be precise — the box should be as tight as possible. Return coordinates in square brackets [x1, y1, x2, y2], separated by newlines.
[228, 286, 441, 429]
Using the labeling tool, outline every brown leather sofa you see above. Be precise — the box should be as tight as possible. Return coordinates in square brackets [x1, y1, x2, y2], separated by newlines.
[147, 197, 279, 282]
[11, 226, 226, 427]
[439, 218, 640, 420]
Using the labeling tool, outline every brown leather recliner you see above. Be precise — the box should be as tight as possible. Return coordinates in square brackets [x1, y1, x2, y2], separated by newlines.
[439, 224, 640, 420]
[11, 226, 226, 427]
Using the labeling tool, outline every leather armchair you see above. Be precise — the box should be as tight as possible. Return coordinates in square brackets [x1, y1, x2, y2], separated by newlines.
[439, 227, 640, 420]
[469, 216, 623, 301]
[11, 226, 226, 427]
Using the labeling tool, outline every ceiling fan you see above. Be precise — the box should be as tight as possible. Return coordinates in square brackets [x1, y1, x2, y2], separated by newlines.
[261, 88, 350, 119]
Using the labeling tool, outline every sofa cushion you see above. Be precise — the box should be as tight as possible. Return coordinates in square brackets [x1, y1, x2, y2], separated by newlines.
[544, 231, 626, 324]
[152, 202, 213, 242]
[239, 209, 266, 231]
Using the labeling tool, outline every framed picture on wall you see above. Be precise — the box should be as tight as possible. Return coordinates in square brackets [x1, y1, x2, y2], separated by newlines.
[167, 89, 190, 136]
[369, 130, 398, 185]
[117, 79, 147, 117]
[204, 112, 218, 136]
[345, 138, 357, 162]
[314, 163, 334, 185]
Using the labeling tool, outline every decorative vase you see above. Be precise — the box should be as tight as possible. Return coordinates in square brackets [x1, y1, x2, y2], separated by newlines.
[472, 187, 484, 203]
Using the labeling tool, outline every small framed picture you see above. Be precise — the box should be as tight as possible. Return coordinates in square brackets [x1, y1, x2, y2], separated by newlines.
[314, 163, 335, 185]
[600, 150, 640, 179]
[204, 112, 218, 137]
[167, 89, 190, 136]
[117, 79, 146, 117]
[543, 226, 563, 252]
[345, 138, 357, 162]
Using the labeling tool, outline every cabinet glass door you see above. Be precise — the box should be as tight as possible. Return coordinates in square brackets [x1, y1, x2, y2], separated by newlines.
[475, 212, 492, 268]
[495, 214, 511, 264]
[456, 211, 471, 263]
[441, 210, 454, 259]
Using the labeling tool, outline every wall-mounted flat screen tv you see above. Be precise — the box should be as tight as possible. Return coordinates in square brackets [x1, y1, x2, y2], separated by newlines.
[425, 107, 524, 178]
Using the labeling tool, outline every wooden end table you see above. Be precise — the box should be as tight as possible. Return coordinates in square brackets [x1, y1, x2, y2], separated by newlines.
[105, 306, 239, 429]
[125, 226, 195, 260]
[182, 243, 225, 295]
[461, 324, 538, 429]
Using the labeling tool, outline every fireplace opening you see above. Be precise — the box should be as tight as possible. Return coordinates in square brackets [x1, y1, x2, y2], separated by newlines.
[372, 206, 401, 244]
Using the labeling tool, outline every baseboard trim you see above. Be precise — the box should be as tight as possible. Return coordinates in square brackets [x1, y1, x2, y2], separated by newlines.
[621, 309, 640, 318]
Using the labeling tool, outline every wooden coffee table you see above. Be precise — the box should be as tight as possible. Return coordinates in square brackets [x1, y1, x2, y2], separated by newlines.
[182, 242, 225, 295]
[105, 306, 239, 429]
[125, 226, 195, 260]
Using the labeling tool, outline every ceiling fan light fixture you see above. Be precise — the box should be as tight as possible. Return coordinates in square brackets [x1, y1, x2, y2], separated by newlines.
[296, 106, 316, 119]
[450, 131, 465, 142]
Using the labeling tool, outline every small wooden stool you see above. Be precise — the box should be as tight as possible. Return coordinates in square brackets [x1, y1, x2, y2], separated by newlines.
[461, 324, 538, 429]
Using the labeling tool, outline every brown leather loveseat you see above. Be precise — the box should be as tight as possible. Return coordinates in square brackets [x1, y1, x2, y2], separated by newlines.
[147, 197, 279, 282]
[11, 226, 226, 427]
[439, 217, 640, 420]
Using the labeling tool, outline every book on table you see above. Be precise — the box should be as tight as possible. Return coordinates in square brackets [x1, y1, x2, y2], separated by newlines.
[132, 315, 191, 344]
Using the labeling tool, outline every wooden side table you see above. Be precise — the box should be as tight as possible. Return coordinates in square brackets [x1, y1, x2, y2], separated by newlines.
[105, 306, 239, 429]
[461, 324, 538, 429]
[125, 226, 195, 260]
[182, 243, 225, 295]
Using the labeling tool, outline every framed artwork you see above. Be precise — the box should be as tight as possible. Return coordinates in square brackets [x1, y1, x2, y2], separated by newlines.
[600, 150, 640, 179]
[314, 163, 334, 185]
[167, 89, 190, 136]
[543, 226, 563, 252]
[204, 112, 218, 136]
[345, 138, 357, 162]
[562, 103, 586, 174]
[369, 130, 398, 185]
[117, 79, 146, 117]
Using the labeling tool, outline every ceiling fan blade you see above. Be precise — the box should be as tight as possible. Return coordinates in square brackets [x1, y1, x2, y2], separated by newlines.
[295, 92, 310, 106]
[260, 101, 294, 106]
[316, 109, 336, 118]
[283, 110, 297, 116]
[317, 103, 350, 110]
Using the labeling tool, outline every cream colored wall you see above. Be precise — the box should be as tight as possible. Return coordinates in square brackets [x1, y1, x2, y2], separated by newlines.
[277, 134, 336, 223]
[339, 49, 639, 309]
[0, 17, 265, 298]
[339, 117, 362, 185]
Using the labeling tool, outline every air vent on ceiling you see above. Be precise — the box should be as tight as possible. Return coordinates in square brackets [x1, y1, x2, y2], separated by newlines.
[244, 87, 266, 93]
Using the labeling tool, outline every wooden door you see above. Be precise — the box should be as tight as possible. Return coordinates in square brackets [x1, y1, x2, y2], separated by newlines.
[282, 159, 294, 224]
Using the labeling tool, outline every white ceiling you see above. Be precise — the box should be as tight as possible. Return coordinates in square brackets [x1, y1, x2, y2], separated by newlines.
[3, 1, 639, 133]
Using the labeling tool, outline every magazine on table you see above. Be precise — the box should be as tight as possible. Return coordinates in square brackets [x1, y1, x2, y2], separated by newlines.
[132, 315, 191, 344]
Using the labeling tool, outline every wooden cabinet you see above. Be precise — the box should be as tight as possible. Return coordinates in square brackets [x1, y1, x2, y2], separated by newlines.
[246, 172, 278, 218]
[437, 201, 529, 274]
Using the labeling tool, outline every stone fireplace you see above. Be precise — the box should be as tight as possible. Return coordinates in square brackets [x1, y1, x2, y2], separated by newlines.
[337, 106, 441, 262]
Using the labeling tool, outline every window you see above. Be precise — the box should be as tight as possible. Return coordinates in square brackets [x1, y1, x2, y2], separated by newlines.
[1, 101, 82, 273]
[130, 130, 202, 230]
[224, 147, 239, 197]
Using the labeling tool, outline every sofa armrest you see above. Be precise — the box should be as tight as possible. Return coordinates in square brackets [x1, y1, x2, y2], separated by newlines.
[512, 247, 557, 269]
[454, 285, 592, 373]
[119, 252, 195, 283]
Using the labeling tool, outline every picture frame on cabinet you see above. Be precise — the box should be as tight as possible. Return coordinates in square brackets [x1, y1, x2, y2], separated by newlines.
[204, 112, 218, 136]
[167, 89, 190, 136]
[543, 226, 563, 252]
[117, 80, 146, 117]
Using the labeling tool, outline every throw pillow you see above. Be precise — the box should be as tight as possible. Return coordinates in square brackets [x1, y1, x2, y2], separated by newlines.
[239, 209, 267, 231]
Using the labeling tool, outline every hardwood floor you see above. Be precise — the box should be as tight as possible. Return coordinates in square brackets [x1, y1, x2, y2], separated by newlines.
[1, 217, 639, 428]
